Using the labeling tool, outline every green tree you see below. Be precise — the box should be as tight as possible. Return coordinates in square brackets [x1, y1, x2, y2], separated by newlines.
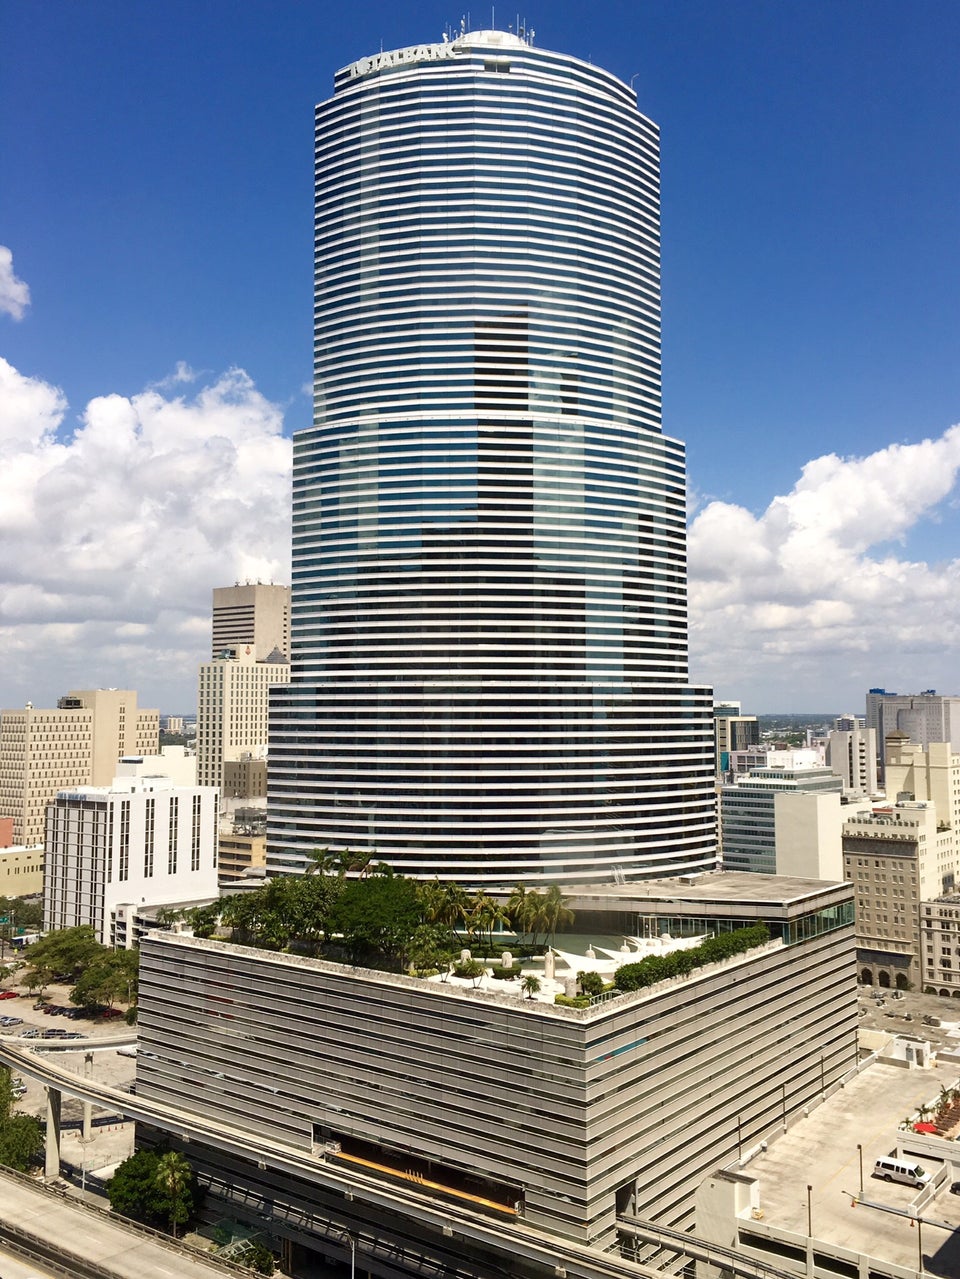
[154, 1150, 194, 1237]
[108, 1150, 168, 1226]
[22, 925, 100, 994]
[237, 1240, 276, 1274]
[71, 948, 138, 1011]
[0, 1113, 43, 1172]
[521, 974, 542, 1000]
[408, 924, 454, 977]
[330, 875, 422, 965]
[185, 902, 220, 939]
[108, 1148, 198, 1234]
[507, 884, 532, 940]
[540, 885, 574, 943]
[578, 971, 605, 998]
[0, 1065, 42, 1172]
[306, 847, 338, 876]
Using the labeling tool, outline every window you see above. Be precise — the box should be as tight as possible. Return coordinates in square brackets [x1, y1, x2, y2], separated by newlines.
[117, 800, 130, 882]
[191, 795, 202, 872]
[168, 797, 179, 873]
[144, 797, 155, 878]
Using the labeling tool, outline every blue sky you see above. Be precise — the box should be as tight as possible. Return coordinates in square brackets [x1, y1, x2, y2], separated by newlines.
[2, 0, 960, 712]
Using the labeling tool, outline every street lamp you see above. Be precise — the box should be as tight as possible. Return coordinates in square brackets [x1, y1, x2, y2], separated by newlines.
[338, 1230, 356, 1279]
[77, 1131, 96, 1197]
[857, 1143, 864, 1197]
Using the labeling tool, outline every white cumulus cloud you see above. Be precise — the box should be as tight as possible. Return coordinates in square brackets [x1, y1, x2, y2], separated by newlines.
[0, 247, 31, 320]
[688, 425, 960, 707]
[0, 357, 292, 710]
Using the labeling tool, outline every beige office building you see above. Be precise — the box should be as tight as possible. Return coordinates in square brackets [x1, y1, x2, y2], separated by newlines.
[0, 689, 159, 847]
[197, 648, 289, 794]
[212, 584, 290, 662]
[0, 845, 44, 897]
[884, 733, 960, 830]
[842, 800, 954, 989]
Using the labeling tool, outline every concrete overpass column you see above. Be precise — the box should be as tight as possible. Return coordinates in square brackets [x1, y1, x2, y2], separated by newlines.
[44, 1085, 62, 1179]
[82, 1051, 93, 1139]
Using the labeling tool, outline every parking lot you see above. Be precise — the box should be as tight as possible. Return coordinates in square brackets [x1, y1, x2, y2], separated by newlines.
[0, 979, 138, 1179]
[742, 997, 960, 1279]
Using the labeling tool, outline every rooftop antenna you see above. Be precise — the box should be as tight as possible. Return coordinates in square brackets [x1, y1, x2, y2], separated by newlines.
[491, 4, 495, 28]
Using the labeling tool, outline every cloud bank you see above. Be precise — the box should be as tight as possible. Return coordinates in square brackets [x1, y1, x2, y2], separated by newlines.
[0, 247, 31, 320]
[3, 338, 960, 713]
[0, 356, 291, 710]
[688, 427, 960, 707]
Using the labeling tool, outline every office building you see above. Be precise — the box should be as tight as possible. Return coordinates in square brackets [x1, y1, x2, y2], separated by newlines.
[212, 583, 290, 662]
[865, 689, 960, 779]
[720, 764, 844, 876]
[136, 873, 855, 1257]
[842, 801, 953, 990]
[825, 726, 878, 796]
[0, 845, 43, 897]
[43, 760, 219, 947]
[884, 734, 960, 834]
[197, 648, 289, 796]
[713, 702, 760, 777]
[268, 29, 717, 884]
[920, 895, 960, 995]
[833, 713, 863, 732]
[0, 689, 159, 847]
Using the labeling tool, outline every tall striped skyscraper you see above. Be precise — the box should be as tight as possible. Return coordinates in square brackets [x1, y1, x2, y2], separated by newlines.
[268, 30, 717, 884]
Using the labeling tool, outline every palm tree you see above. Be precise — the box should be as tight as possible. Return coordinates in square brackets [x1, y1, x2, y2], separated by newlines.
[469, 890, 490, 942]
[486, 899, 512, 951]
[441, 882, 472, 937]
[541, 884, 574, 943]
[521, 974, 542, 1000]
[336, 850, 373, 878]
[306, 847, 338, 876]
[523, 890, 548, 948]
[507, 884, 531, 940]
[154, 1150, 193, 1238]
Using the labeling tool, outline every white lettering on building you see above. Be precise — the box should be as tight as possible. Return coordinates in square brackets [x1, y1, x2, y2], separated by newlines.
[347, 43, 462, 79]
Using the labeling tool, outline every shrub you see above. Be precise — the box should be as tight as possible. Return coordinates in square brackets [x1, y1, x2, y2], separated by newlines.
[555, 994, 591, 1009]
[615, 925, 770, 993]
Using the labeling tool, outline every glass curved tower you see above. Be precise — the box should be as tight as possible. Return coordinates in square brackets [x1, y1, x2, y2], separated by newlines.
[268, 30, 717, 884]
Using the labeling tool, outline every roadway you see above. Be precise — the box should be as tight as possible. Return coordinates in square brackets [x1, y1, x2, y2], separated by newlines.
[0, 1166, 246, 1279]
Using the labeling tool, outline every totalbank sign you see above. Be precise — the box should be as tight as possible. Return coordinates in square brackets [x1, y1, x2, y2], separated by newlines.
[346, 43, 464, 79]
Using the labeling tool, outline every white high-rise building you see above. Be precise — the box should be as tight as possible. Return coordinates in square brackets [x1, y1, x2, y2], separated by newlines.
[268, 30, 717, 884]
[825, 727, 878, 796]
[44, 762, 219, 947]
[721, 764, 844, 876]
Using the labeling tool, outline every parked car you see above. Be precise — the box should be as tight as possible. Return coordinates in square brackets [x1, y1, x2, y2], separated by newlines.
[0, 990, 18, 1000]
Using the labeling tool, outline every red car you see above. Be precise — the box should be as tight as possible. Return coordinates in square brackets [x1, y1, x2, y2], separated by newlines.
[0, 991, 18, 1000]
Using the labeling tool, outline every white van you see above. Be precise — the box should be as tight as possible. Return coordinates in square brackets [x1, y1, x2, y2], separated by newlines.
[873, 1156, 931, 1187]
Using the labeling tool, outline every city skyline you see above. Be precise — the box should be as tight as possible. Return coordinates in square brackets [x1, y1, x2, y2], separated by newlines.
[2, 1, 960, 712]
